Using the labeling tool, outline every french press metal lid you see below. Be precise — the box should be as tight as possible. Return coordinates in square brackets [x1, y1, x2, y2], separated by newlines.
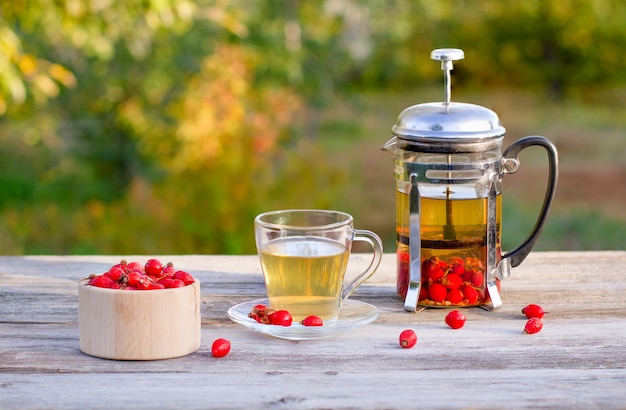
[391, 48, 505, 152]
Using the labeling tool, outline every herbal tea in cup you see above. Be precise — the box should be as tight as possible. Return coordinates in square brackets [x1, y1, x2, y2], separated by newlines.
[254, 210, 383, 322]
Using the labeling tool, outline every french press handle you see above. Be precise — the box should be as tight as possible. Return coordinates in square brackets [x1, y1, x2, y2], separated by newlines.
[501, 136, 559, 268]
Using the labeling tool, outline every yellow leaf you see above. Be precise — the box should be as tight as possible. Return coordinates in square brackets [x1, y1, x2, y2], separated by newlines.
[6, 71, 26, 104]
[48, 64, 77, 88]
[17, 54, 38, 77]
[34, 73, 59, 98]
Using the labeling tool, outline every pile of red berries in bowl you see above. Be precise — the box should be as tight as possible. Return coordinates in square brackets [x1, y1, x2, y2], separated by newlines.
[84, 258, 195, 290]
[78, 258, 201, 360]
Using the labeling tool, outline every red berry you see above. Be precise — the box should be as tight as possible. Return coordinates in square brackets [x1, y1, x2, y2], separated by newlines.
[446, 288, 464, 304]
[448, 262, 465, 276]
[105, 266, 125, 283]
[524, 317, 543, 334]
[462, 285, 479, 305]
[522, 304, 545, 319]
[270, 310, 293, 326]
[301, 315, 323, 327]
[441, 273, 463, 289]
[422, 257, 445, 281]
[173, 270, 195, 286]
[89, 274, 116, 288]
[428, 283, 447, 303]
[111, 260, 127, 269]
[398, 249, 410, 264]
[445, 310, 466, 329]
[248, 304, 274, 324]
[125, 261, 142, 272]
[161, 262, 176, 277]
[248, 304, 266, 322]
[399, 329, 417, 349]
[159, 278, 185, 288]
[211, 338, 231, 358]
[135, 280, 165, 290]
[144, 259, 164, 277]
[133, 275, 159, 290]
[124, 271, 145, 287]
[468, 269, 484, 288]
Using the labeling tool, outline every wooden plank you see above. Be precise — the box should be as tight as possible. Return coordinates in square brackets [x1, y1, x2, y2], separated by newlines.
[1, 369, 626, 410]
[2, 315, 626, 372]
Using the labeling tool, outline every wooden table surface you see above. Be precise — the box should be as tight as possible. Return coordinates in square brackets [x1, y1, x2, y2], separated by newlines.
[1, 251, 625, 409]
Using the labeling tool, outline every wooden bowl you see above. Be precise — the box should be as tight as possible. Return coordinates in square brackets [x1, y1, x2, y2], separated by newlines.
[78, 281, 201, 360]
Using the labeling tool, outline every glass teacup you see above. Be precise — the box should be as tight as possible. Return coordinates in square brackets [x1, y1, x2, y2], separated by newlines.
[254, 209, 383, 323]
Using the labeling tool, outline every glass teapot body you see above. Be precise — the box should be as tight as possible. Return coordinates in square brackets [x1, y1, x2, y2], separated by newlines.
[384, 134, 558, 310]
[388, 139, 504, 308]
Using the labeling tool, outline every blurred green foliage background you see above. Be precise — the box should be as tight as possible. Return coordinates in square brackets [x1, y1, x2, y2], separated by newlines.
[1, 0, 625, 254]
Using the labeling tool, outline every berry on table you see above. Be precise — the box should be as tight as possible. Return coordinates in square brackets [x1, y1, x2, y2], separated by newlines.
[522, 304, 545, 319]
[445, 310, 466, 329]
[399, 329, 417, 349]
[524, 317, 543, 334]
[211, 338, 231, 358]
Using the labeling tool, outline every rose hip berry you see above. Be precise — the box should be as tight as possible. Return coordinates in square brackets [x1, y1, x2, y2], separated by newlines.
[135, 279, 165, 290]
[124, 271, 145, 287]
[173, 270, 195, 286]
[105, 266, 125, 282]
[248, 304, 274, 324]
[446, 288, 464, 304]
[301, 315, 323, 327]
[125, 261, 142, 273]
[462, 285, 479, 305]
[428, 283, 447, 303]
[89, 274, 116, 288]
[524, 317, 543, 334]
[445, 310, 466, 329]
[468, 269, 484, 288]
[211, 338, 231, 358]
[158, 278, 185, 288]
[522, 304, 545, 319]
[270, 310, 293, 327]
[441, 273, 463, 290]
[144, 259, 164, 277]
[399, 329, 417, 349]
[422, 256, 445, 281]
[161, 262, 176, 277]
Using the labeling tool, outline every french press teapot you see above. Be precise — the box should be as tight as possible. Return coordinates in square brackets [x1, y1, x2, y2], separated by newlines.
[382, 48, 558, 311]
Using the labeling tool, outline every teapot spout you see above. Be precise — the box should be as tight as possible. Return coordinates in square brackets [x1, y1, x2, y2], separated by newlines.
[381, 136, 398, 154]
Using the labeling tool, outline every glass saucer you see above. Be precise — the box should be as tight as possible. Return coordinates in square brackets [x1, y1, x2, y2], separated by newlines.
[227, 298, 379, 341]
